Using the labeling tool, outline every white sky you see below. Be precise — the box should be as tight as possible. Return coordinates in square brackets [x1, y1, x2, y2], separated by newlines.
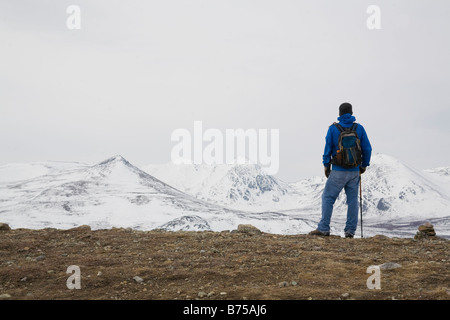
[1, 0, 449, 181]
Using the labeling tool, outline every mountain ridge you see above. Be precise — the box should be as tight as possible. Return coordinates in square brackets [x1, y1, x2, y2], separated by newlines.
[0, 155, 315, 235]
[142, 153, 450, 219]
[1, 153, 449, 238]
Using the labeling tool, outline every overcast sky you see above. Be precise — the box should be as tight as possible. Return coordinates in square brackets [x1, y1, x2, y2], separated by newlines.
[1, 0, 449, 181]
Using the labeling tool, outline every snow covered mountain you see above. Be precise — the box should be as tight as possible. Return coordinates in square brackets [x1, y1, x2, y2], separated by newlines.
[142, 161, 299, 211]
[142, 154, 450, 238]
[1, 153, 449, 238]
[351, 154, 450, 218]
[143, 154, 450, 218]
[288, 154, 450, 217]
[287, 154, 450, 238]
[0, 155, 315, 234]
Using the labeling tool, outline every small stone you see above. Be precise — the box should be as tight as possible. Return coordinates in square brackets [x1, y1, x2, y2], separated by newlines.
[278, 281, 289, 288]
[133, 276, 144, 283]
[163, 259, 173, 265]
[198, 291, 207, 298]
[0, 294, 12, 299]
[35, 255, 46, 262]
[341, 293, 350, 298]
[418, 222, 433, 231]
[70, 225, 91, 232]
[220, 292, 227, 295]
[372, 234, 390, 240]
[291, 281, 298, 286]
[379, 262, 402, 270]
[0, 223, 11, 231]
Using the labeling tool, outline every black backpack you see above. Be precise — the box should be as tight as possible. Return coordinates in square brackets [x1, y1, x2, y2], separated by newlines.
[330, 123, 362, 168]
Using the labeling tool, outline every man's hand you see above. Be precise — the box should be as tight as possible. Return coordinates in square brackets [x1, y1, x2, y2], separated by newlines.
[324, 165, 331, 178]
[360, 166, 366, 174]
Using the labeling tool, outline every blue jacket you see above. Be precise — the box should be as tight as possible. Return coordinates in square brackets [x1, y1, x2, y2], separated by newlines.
[323, 113, 372, 171]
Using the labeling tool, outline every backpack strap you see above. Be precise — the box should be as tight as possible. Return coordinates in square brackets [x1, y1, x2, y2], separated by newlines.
[333, 123, 345, 132]
[334, 122, 359, 132]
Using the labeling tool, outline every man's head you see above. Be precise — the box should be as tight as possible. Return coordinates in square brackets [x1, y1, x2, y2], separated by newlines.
[339, 103, 353, 116]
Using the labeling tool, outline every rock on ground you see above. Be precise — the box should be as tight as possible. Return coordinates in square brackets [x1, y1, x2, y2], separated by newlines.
[0, 223, 11, 231]
[237, 224, 262, 235]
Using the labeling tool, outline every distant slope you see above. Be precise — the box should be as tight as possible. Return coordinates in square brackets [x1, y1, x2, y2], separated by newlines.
[423, 166, 450, 194]
[0, 161, 85, 182]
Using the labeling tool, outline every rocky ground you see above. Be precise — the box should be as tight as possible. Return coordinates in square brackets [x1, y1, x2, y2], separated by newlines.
[0, 223, 449, 301]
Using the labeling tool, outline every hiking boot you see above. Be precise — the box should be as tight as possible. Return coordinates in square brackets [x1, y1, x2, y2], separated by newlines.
[344, 232, 354, 238]
[308, 229, 330, 236]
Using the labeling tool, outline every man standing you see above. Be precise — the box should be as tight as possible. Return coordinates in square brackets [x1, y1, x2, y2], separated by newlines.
[309, 103, 372, 238]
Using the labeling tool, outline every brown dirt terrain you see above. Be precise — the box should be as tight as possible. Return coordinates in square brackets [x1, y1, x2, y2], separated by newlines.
[0, 225, 449, 300]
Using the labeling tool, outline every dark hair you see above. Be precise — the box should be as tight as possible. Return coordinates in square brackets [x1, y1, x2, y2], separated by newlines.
[339, 103, 353, 116]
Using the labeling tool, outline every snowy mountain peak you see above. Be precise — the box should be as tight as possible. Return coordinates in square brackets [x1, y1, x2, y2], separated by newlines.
[368, 153, 411, 173]
[333, 153, 450, 218]
[142, 160, 292, 209]
[366, 153, 440, 189]
[84, 155, 143, 185]
[97, 155, 130, 167]
[87, 155, 169, 188]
